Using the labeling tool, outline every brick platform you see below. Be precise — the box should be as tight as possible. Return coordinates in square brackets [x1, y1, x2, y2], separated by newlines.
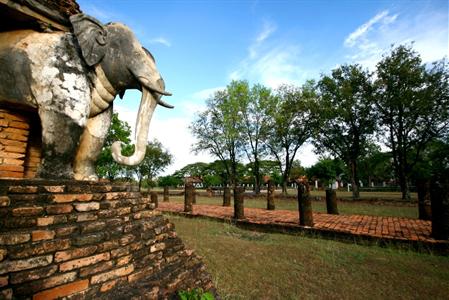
[0, 180, 215, 299]
[158, 203, 449, 251]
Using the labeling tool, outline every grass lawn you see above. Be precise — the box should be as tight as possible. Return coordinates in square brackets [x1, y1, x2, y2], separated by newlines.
[164, 195, 419, 219]
[169, 215, 449, 299]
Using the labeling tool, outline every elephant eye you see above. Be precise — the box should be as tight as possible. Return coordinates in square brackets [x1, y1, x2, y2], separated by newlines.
[142, 47, 155, 63]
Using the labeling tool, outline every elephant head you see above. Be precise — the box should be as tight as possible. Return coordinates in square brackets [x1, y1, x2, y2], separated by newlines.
[69, 14, 173, 166]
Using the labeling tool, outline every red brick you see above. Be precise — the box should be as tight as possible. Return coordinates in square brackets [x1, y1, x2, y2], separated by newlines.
[43, 186, 65, 193]
[52, 194, 93, 203]
[55, 225, 78, 237]
[8, 186, 38, 193]
[127, 266, 153, 283]
[9, 239, 70, 259]
[0, 275, 7, 287]
[79, 261, 113, 277]
[116, 255, 132, 266]
[32, 230, 55, 241]
[0, 196, 9, 207]
[10, 265, 57, 284]
[0, 288, 12, 300]
[150, 242, 166, 253]
[76, 213, 98, 222]
[0, 249, 6, 261]
[90, 264, 134, 284]
[33, 279, 89, 300]
[37, 216, 54, 226]
[12, 206, 43, 216]
[0, 255, 52, 274]
[74, 202, 99, 212]
[59, 252, 110, 272]
[55, 245, 97, 262]
[0, 233, 30, 245]
[46, 204, 73, 214]
[100, 278, 121, 292]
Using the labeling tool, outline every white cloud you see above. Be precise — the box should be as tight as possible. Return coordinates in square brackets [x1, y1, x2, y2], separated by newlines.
[344, 10, 397, 47]
[148, 37, 172, 47]
[344, 9, 447, 69]
[230, 22, 306, 89]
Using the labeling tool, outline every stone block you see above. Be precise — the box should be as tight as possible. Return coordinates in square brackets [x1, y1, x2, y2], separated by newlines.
[79, 261, 113, 277]
[46, 204, 73, 215]
[80, 221, 106, 234]
[74, 202, 100, 212]
[32, 279, 89, 300]
[9, 239, 70, 259]
[59, 252, 110, 272]
[0, 255, 53, 274]
[0, 196, 9, 207]
[90, 264, 134, 284]
[0, 233, 30, 245]
[32, 230, 55, 241]
[9, 265, 57, 284]
[76, 212, 98, 222]
[53, 194, 93, 203]
[8, 186, 38, 193]
[55, 246, 97, 262]
[55, 225, 78, 237]
[12, 206, 44, 217]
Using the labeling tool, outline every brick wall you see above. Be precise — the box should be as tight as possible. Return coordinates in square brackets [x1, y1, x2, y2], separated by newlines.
[0, 180, 215, 299]
[0, 108, 42, 179]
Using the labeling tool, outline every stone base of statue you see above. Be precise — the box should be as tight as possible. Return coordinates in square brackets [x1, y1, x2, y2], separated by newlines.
[0, 179, 216, 299]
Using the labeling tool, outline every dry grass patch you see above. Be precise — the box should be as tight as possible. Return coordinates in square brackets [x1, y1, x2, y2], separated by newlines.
[169, 215, 449, 300]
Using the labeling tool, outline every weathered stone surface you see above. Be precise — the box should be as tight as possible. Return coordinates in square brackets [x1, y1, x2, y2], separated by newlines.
[79, 261, 113, 277]
[0, 233, 30, 245]
[55, 246, 97, 263]
[53, 193, 93, 203]
[0, 196, 9, 207]
[32, 230, 55, 241]
[0, 180, 215, 298]
[46, 204, 73, 214]
[9, 239, 70, 259]
[12, 206, 44, 216]
[0, 255, 53, 274]
[90, 264, 134, 284]
[74, 202, 100, 212]
[8, 186, 38, 193]
[59, 252, 110, 272]
[10, 265, 58, 284]
[33, 279, 89, 300]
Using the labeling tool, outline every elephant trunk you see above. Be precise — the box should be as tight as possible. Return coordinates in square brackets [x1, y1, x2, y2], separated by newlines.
[111, 87, 157, 165]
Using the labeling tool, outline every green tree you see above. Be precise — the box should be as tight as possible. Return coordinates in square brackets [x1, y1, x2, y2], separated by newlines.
[315, 64, 376, 199]
[306, 158, 346, 188]
[264, 81, 319, 194]
[238, 82, 273, 194]
[190, 81, 245, 189]
[133, 140, 173, 190]
[375, 45, 449, 200]
[158, 175, 182, 187]
[96, 112, 133, 180]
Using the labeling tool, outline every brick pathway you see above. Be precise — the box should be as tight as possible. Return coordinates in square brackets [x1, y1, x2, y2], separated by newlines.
[158, 203, 447, 246]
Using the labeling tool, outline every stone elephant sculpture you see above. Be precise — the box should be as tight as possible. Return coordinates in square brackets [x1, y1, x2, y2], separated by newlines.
[0, 13, 173, 180]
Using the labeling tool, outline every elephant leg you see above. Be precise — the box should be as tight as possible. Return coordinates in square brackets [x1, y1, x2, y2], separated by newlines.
[37, 109, 84, 179]
[74, 106, 112, 180]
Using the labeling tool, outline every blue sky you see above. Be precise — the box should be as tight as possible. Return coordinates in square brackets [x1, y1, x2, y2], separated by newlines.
[77, 0, 448, 175]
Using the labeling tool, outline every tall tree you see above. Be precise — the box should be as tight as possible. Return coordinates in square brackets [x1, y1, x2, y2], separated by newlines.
[96, 112, 133, 180]
[190, 81, 245, 188]
[314, 64, 376, 199]
[238, 83, 273, 194]
[375, 45, 449, 200]
[264, 81, 319, 194]
[133, 140, 173, 190]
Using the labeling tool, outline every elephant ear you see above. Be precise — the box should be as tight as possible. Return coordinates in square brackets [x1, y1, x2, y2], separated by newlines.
[70, 14, 108, 66]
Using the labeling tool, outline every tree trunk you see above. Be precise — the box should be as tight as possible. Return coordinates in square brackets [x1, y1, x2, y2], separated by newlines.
[253, 159, 261, 194]
[234, 186, 245, 219]
[430, 177, 449, 240]
[297, 182, 313, 226]
[150, 191, 158, 209]
[416, 179, 431, 220]
[184, 183, 194, 213]
[267, 180, 275, 210]
[325, 188, 339, 214]
[163, 186, 169, 202]
[223, 186, 231, 206]
[350, 160, 360, 199]
[400, 174, 411, 201]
